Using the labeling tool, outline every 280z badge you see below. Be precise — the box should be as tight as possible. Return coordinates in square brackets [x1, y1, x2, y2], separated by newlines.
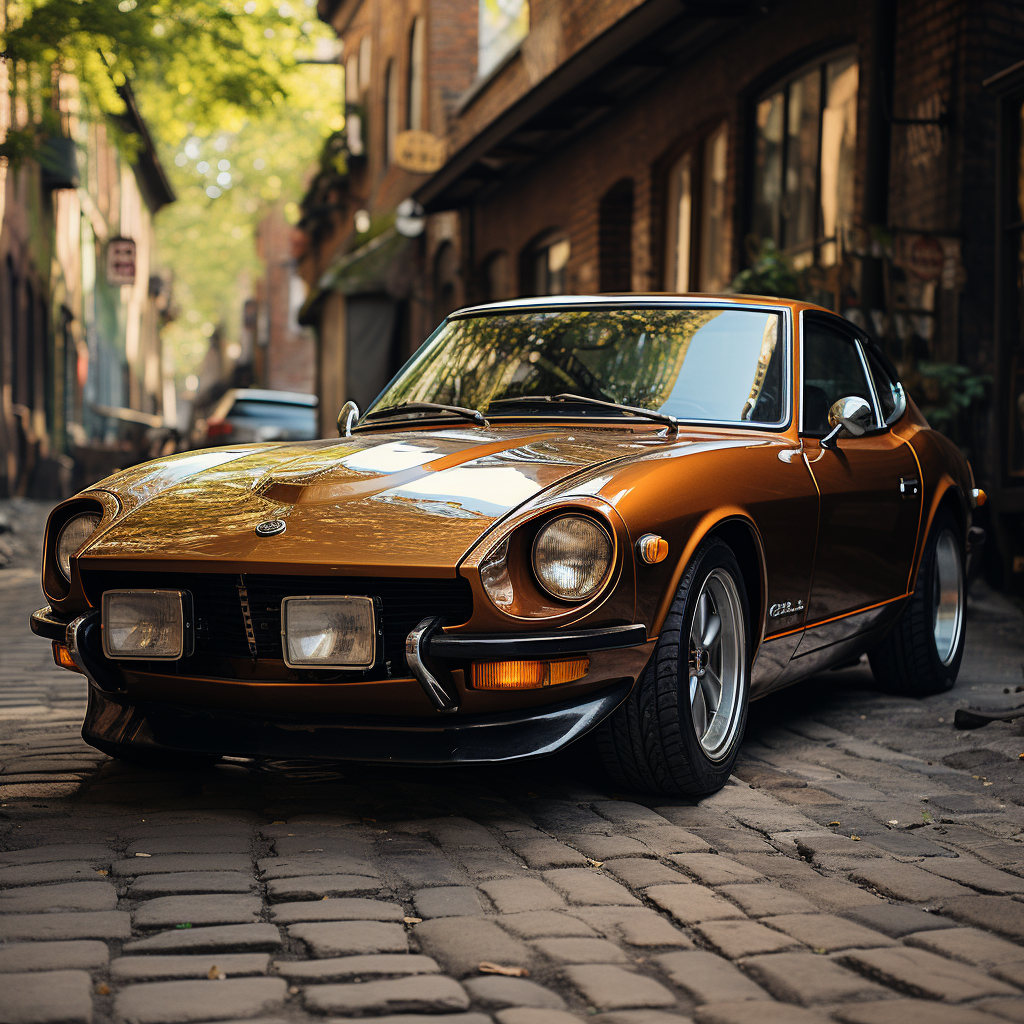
[255, 519, 286, 537]
[769, 599, 805, 618]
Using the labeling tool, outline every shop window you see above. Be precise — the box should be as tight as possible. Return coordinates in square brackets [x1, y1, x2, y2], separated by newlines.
[479, 0, 529, 79]
[407, 18, 425, 131]
[599, 179, 634, 292]
[751, 52, 858, 268]
[523, 231, 570, 296]
[383, 59, 398, 165]
[665, 122, 730, 292]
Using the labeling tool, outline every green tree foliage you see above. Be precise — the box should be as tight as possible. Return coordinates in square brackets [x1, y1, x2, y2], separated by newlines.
[2, 0, 299, 154]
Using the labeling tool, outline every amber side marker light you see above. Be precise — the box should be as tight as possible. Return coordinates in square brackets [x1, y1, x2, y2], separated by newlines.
[52, 642, 82, 674]
[471, 657, 590, 690]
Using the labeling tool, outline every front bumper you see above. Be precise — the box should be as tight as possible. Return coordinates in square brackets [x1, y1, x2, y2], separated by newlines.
[32, 605, 645, 764]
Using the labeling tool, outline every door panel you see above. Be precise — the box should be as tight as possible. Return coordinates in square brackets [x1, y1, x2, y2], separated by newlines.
[799, 433, 921, 652]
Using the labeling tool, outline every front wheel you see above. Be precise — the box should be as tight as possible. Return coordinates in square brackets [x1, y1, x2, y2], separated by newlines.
[597, 537, 750, 797]
[869, 509, 966, 695]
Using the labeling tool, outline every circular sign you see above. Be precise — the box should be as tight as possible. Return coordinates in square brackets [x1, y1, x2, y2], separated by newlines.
[907, 234, 945, 282]
[255, 519, 287, 537]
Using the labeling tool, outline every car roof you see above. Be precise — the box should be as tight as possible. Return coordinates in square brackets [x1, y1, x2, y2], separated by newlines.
[226, 389, 318, 407]
[450, 293, 831, 318]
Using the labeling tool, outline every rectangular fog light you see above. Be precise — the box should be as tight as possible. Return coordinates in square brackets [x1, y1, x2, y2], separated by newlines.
[281, 595, 376, 669]
[102, 590, 191, 661]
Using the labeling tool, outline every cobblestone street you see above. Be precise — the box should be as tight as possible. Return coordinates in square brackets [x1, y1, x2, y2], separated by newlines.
[2, 510, 1024, 1024]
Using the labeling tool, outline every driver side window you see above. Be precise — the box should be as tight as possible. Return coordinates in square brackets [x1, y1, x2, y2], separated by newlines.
[802, 316, 876, 435]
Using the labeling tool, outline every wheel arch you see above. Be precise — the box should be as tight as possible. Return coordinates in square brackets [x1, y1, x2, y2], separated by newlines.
[651, 510, 767, 652]
[911, 477, 969, 587]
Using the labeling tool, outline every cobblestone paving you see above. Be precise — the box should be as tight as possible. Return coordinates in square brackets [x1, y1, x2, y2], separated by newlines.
[3, 514, 1024, 1023]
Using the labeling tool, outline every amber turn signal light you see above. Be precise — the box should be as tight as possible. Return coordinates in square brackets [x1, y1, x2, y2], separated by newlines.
[471, 657, 590, 689]
[971, 487, 987, 508]
[636, 533, 669, 564]
[52, 642, 82, 673]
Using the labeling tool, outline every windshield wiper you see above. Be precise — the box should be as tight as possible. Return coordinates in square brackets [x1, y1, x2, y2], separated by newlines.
[488, 394, 678, 433]
[363, 402, 489, 427]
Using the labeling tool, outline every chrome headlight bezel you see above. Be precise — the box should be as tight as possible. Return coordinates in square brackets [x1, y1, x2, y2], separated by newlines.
[531, 513, 615, 604]
[56, 512, 103, 581]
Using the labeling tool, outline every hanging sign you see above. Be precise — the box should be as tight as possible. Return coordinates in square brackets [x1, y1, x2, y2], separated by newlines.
[393, 130, 446, 174]
[106, 237, 137, 286]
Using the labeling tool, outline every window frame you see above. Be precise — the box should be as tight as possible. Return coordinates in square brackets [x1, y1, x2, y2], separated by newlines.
[748, 48, 859, 267]
[798, 310, 906, 437]
[664, 121, 731, 292]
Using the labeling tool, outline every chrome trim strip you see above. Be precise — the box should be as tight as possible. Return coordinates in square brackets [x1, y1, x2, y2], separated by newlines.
[406, 616, 460, 713]
[853, 338, 885, 428]
[430, 623, 648, 659]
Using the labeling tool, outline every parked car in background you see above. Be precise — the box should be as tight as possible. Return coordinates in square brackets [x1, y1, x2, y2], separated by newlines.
[192, 389, 318, 447]
[34, 296, 984, 796]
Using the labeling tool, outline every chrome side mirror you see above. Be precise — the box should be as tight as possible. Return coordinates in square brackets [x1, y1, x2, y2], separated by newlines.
[337, 400, 360, 437]
[821, 395, 873, 449]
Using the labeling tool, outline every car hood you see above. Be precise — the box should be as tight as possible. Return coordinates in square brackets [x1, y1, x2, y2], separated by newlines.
[80, 426, 663, 574]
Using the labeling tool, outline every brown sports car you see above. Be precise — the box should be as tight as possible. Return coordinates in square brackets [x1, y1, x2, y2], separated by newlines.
[32, 295, 984, 795]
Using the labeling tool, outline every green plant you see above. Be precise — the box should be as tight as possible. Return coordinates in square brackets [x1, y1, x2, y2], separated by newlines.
[729, 238, 803, 299]
[911, 362, 990, 431]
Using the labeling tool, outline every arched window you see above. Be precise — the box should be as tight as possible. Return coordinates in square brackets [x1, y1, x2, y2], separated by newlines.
[407, 17, 425, 131]
[522, 230, 570, 296]
[751, 52, 858, 267]
[383, 59, 398, 165]
[598, 178, 634, 292]
[481, 250, 511, 302]
[665, 122, 730, 292]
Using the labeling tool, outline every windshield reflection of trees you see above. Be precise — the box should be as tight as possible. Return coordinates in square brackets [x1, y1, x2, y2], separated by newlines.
[385, 310, 724, 413]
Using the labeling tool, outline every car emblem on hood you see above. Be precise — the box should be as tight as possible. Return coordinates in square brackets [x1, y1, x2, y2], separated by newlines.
[255, 519, 286, 537]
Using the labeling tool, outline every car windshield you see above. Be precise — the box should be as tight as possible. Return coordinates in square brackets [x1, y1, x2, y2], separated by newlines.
[367, 307, 786, 426]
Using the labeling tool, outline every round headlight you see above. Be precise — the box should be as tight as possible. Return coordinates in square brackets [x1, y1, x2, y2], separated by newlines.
[56, 513, 101, 580]
[532, 515, 613, 602]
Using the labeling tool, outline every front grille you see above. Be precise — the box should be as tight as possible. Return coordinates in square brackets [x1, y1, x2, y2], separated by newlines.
[81, 570, 473, 680]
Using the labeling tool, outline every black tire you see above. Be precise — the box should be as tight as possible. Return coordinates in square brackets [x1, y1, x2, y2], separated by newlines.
[869, 509, 965, 695]
[597, 537, 751, 797]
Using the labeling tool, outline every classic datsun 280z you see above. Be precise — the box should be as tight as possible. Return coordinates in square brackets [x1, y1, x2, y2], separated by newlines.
[32, 295, 985, 796]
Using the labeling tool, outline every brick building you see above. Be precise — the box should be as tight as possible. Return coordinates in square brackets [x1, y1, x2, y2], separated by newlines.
[0, 55, 175, 498]
[304, 0, 1024, 582]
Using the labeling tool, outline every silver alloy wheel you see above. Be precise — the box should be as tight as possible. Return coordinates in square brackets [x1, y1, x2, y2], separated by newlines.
[687, 569, 745, 760]
[933, 529, 964, 666]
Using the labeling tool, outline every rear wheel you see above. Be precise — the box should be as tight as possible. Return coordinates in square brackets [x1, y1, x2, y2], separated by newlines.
[598, 537, 750, 797]
[869, 509, 965, 695]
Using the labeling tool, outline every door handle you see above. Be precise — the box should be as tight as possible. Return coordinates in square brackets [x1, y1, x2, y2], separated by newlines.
[899, 476, 920, 498]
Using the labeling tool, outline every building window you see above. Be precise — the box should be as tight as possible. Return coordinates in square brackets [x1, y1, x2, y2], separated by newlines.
[751, 52, 858, 268]
[359, 36, 372, 93]
[479, 0, 529, 79]
[523, 231, 570, 296]
[665, 122, 730, 292]
[384, 58, 398, 165]
[482, 250, 512, 302]
[407, 17, 425, 131]
[599, 179, 634, 292]
[346, 51, 359, 102]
